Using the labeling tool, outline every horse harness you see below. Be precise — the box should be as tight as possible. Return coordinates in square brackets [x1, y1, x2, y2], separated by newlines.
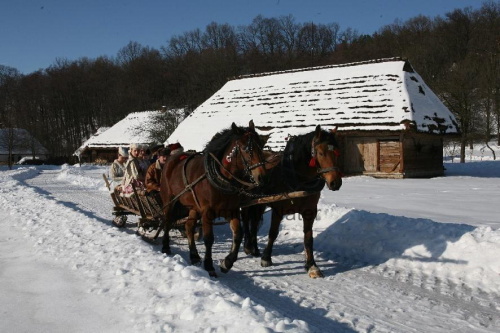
[163, 133, 268, 211]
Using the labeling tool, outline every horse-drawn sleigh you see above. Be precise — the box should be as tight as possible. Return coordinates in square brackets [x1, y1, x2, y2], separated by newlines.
[104, 121, 342, 278]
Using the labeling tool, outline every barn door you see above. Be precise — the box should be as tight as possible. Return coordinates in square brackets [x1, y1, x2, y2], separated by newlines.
[345, 137, 377, 174]
[379, 139, 401, 173]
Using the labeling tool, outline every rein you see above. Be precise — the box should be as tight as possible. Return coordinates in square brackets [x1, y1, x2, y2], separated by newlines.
[317, 166, 341, 174]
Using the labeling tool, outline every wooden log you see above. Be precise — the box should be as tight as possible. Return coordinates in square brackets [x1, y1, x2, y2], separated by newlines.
[241, 191, 319, 208]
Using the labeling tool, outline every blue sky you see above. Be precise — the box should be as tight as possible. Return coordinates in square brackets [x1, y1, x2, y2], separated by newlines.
[1, 0, 486, 74]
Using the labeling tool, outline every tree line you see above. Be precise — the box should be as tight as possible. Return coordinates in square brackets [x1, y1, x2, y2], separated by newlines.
[0, 1, 498, 164]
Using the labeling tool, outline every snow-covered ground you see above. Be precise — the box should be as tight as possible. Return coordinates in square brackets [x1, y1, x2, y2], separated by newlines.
[1, 143, 499, 332]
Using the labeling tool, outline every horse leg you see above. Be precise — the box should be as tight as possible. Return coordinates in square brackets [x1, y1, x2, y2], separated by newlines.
[185, 209, 201, 265]
[243, 206, 263, 256]
[242, 208, 252, 255]
[303, 209, 323, 278]
[201, 210, 217, 277]
[261, 209, 282, 267]
[220, 216, 243, 273]
[161, 223, 171, 255]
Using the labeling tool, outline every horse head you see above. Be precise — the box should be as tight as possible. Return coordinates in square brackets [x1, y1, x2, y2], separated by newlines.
[310, 125, 343, 191]
[220, 120, 268, 186]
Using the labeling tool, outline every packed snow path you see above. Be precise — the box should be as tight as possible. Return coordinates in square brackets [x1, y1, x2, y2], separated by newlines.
[1, 163, 499, 332]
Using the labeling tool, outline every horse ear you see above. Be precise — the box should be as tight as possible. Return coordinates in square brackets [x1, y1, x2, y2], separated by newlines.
[231, 122, 240, 134]
[330, 126, 338, 134]
[259, 134, 270, 145]
[249, 119, 255, 131]
[315, 125, 322, 140]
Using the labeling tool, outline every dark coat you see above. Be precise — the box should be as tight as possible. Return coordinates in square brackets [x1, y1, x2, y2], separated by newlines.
[145, 160, 162, 192]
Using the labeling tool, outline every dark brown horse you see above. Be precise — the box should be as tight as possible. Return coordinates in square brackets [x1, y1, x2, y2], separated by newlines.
[160, 121, 268, 277]
[242, 125, 342, 278]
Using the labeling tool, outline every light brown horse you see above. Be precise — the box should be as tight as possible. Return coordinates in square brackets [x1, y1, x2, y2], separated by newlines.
[242, 125, 342, 278]
[160, 121, 269, 277]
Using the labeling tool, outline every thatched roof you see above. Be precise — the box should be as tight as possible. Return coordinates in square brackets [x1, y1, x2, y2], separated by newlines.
[74, 111, 160, 156]
[167, 58, 459, 151]
[0, 128, 49, 155]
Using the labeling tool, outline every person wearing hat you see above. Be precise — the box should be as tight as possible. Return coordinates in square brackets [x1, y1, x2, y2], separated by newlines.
[149, 144, 165, 164]
[145, 147, 171, 196]
[167, 142, 184, 155]
[110, 146, 128, 186]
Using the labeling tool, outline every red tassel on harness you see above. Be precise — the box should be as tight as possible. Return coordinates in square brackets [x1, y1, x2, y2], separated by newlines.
[179, 154, 188, 161]
[223, 157, 231, 166]
[309, 157, 316, 167]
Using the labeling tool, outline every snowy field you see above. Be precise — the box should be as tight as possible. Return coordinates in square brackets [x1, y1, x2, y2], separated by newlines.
[1, 142, 499, 332]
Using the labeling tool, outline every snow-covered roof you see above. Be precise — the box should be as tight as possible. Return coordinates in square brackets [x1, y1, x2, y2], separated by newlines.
[73, 126, 110, 156]
[0, 128, 49, 155]
[167, 58, 459, 151]
[74, 111, 160, 156]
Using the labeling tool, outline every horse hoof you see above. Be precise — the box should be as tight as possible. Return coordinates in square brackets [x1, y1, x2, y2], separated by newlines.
[208, 270, 218, 278]
[261, 259, 273, 267]
[244, 247, 261, 257]
[308, 266, 324, 278]
[162, 247, 172, 255]
[219, 259, 231, 273]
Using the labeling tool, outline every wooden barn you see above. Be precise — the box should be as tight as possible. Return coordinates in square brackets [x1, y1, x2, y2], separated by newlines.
[75, 111, 160, 163]
[167, 58, 459, 178]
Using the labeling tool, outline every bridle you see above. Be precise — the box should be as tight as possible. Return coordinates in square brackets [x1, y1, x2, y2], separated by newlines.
[223, 132, 267, 185]
[310, 138, 342, 176]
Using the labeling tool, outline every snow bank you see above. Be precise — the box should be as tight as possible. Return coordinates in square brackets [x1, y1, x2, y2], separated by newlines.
[313, 205, 500, 294]
[56, 164, 108, 190]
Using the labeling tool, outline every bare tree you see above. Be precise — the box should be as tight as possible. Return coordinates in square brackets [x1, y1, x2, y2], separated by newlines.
[202, 22, 238, 50]
[161, 30, 203, 58]
[117, 41, 146, 65]
[142, 108, 185, 144]
[278, 15, 300, 59]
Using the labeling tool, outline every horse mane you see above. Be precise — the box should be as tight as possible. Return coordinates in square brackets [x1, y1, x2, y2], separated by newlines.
[203, 125, 255, 158]
[287, 129, 339, 165]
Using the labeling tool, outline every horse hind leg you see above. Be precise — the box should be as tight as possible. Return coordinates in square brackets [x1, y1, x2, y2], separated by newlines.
[242, 206, 263, 257]
[220, 216, 243, 273]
